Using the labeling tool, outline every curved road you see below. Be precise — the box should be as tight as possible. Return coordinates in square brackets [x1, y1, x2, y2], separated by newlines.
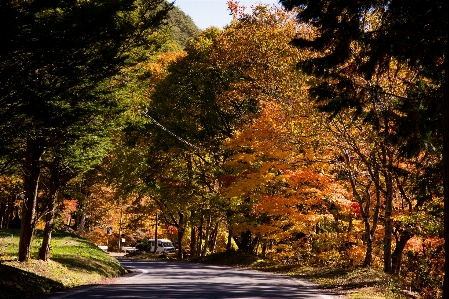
[38, 259, 343, 299]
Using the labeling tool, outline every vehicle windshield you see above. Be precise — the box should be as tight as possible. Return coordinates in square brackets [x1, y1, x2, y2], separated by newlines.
[162, 242, 173, 247]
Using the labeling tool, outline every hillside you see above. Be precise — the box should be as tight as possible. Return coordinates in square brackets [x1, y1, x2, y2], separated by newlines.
[0, 229, 125, 299]
[166, 5, 201, 48]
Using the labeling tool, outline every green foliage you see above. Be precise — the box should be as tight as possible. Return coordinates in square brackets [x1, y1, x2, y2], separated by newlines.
[0, 0, 173, 169]
[147, 27, 244, 151]
[166, 5, 201, 48]
[0, 0, 174, 261]
[136, 239, 152, 251]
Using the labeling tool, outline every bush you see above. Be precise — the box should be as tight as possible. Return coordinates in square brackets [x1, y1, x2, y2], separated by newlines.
[401, 238, 444, 298]
[136, 239, 151, 252]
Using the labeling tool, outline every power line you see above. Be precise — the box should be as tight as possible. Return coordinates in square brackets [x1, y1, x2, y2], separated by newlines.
[141, 111, 202, 151]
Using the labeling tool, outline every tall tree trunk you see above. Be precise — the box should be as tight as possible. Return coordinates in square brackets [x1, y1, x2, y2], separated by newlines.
[0, 201, 6, 228]
[391, 230, 412, 275]
[39, 158, 60, 261]
[382, 142, 394, 273]
[19, 138, 45, 262]
[190, 210, 197, 257]
[177, 212, 185, 260]
[343, 148, 379, 267]
[197, 213, 204, 256]
[201, 213, 211, 257]
[261, 241, 267, 257]
[153, 212, 158, 254]
[6, 197, 15, 229]
[209, 221, 219, 253]
[372, 113, 394, 274]
[77, 211, 86, 234]
[441, 14, 449, 295]
[362, 225, 373, 268]
[226, 223, 233, 252]
[38, 197, 56, 261]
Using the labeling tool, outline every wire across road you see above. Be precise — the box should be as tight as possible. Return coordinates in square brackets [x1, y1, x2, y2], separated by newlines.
[37, 259, 344, 299]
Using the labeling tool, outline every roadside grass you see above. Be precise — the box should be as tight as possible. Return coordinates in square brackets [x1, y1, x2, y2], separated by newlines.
[194, 251, 414, 299]
[0, 229, 125, 299]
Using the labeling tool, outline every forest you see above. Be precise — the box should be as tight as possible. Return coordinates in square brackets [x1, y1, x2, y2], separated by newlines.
[0, 0, 447, 298]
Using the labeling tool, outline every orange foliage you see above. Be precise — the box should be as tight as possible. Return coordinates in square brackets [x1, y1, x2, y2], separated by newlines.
[227, 1, 246, 18]
[60, 199, 77, 225]
[148, 51, 186, 92]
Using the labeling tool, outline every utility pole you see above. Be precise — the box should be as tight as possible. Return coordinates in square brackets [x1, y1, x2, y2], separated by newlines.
[153, 212, 158, 254]
[118, 206, 123, 252]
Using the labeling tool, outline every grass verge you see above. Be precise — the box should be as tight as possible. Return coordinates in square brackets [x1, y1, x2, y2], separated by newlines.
[193, 251, 417, 299]
[0, 229, 125, 299]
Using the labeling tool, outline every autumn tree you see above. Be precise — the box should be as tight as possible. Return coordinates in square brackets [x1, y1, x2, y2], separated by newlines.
[211, 4, 350, 259]
[281, 0, 446, 280]
[143, 26, 253, 258]
[143, 4, 349, 260]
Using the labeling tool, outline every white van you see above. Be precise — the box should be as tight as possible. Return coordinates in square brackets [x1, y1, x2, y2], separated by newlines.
[148, 238, 175, 254]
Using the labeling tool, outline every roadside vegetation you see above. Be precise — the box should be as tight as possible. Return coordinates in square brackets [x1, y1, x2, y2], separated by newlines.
[0, 229, 124, 299]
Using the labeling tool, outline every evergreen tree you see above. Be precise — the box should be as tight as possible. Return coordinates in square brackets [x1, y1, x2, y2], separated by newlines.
[0, 0, 172, 262]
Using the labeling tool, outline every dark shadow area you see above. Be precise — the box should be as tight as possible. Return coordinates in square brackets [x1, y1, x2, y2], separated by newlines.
[0, 228, 20, 237]
[35, 282, 331, 299]
[193, 251, 264, 267]
[0, 264, 64, 299]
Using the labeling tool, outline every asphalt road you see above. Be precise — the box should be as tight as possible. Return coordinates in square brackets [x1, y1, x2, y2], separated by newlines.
[37, 259, 343, 299]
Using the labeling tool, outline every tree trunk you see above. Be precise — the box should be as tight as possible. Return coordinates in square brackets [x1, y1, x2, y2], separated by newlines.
[0, 201, 6, 228]
[383, 195, 393, 272]
[201, 214, 211, 257]
[77, 211, 86, 234]
[391, 230, 412, 275]
[261, 241, 267, 257]
[239, 230, 253, 253]
[38, 201, 56, 261]
[19, 138, 45, 262]
[6, 197, 15, 229]
[383, 147, 394, 273]
[177, 212, 185, 260]
[343, 148, 379, 268]
[190, 210, 197, 257]
[362, 226, 373, 268]
[227, 223, 233, 252]
[197, 213, 204, 256]
[153, 212, 158, 254]
[441, 14, 449, 295]
[209, 221, 219, 253]
[39, 158, 60, 261]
